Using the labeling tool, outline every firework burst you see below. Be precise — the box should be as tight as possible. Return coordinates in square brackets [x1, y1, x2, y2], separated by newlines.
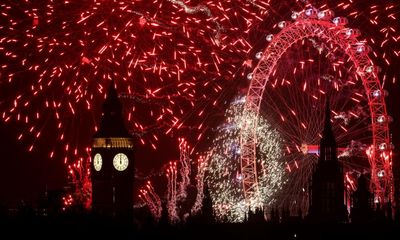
[206, 96, 286, 222]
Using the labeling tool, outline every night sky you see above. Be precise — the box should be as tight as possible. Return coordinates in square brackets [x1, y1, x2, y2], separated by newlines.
[0, 0, 399, 208]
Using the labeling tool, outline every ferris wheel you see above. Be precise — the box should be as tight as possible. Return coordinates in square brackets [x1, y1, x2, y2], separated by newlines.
[240, 7, 393, 211]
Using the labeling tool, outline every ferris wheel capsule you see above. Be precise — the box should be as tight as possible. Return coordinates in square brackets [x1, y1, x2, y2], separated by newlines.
[266, 34, 274, 42]
[365, 66, 374, 73]
[317, 10, 334, 20]
[371, 89, 388, 98]
[332, 17, 348, 26]
[247, 73, 253, 80]
[377, 115, 385, 123]
[291, 12, 300, 20]
[377, 115, 393, 124]
[379, 143, 389, 150]
[372, 90, 381, 97]
[365, 65, 380, 73]
[354, 44, 371, 53]
[305, 8, 318, 18]
[345, 28, 361, 38]
[278, 21, 287, 29]
[255, 52, 263, 59]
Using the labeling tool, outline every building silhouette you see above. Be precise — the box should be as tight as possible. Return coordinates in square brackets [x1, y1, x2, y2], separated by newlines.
[38, 187, 65, 217]
[308, 98, 348, 223]
[350, 174, 374, 223]
[91, 81, 135, 222]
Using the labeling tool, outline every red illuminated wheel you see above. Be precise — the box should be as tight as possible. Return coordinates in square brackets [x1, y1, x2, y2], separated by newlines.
[240, 8, 393, 210]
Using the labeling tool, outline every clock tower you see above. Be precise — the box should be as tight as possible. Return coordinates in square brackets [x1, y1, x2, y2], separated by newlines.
[91, 81, 134, 222]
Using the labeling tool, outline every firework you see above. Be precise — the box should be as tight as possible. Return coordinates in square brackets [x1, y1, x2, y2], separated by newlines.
[332, 0, 399, 85]
[191, 155, 208, 215]
[206, 96, 286, 222]
[138, 181, 162, 221]
[0, 0, 398, 212]
[0, 0, 272, 163]
[165, 161, 179, 223]
[138, 139, 214, 223]
[67, 153, 92, 209]
[177, 138, 191, 201]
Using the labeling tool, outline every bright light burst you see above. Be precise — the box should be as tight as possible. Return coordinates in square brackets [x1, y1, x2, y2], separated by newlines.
[206, 96, 286, 222]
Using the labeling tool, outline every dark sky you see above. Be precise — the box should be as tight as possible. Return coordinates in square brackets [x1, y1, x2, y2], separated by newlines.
[0, 121, 67, 207]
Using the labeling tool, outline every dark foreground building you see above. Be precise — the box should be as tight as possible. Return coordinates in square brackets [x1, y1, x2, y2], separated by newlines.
[308, 99, 348, 222]
[350, 174, 375, 223]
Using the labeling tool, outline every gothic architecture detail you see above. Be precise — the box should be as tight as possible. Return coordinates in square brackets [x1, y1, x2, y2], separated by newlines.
[308, 99, 348, 222]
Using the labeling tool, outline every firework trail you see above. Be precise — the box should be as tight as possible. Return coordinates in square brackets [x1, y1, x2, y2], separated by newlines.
[166, 161, 179, 224]
[177, 138, 191, 201]
[138, 181, 162, 220]
[191, 155, 208, 215]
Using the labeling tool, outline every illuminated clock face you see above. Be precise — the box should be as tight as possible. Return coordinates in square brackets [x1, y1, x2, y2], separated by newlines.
[93, 153, 102, 171]
[113, 153, 129, 171]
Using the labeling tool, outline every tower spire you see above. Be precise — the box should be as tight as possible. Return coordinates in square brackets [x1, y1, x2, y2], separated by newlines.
[322, 96, 335, 142]
[319, 96, 337, 162]
[103, 79, 121, 115]
[94, 80, 131, 138]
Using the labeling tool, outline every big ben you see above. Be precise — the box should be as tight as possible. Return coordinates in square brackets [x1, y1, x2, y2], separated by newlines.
[91, 81, 134, 221]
